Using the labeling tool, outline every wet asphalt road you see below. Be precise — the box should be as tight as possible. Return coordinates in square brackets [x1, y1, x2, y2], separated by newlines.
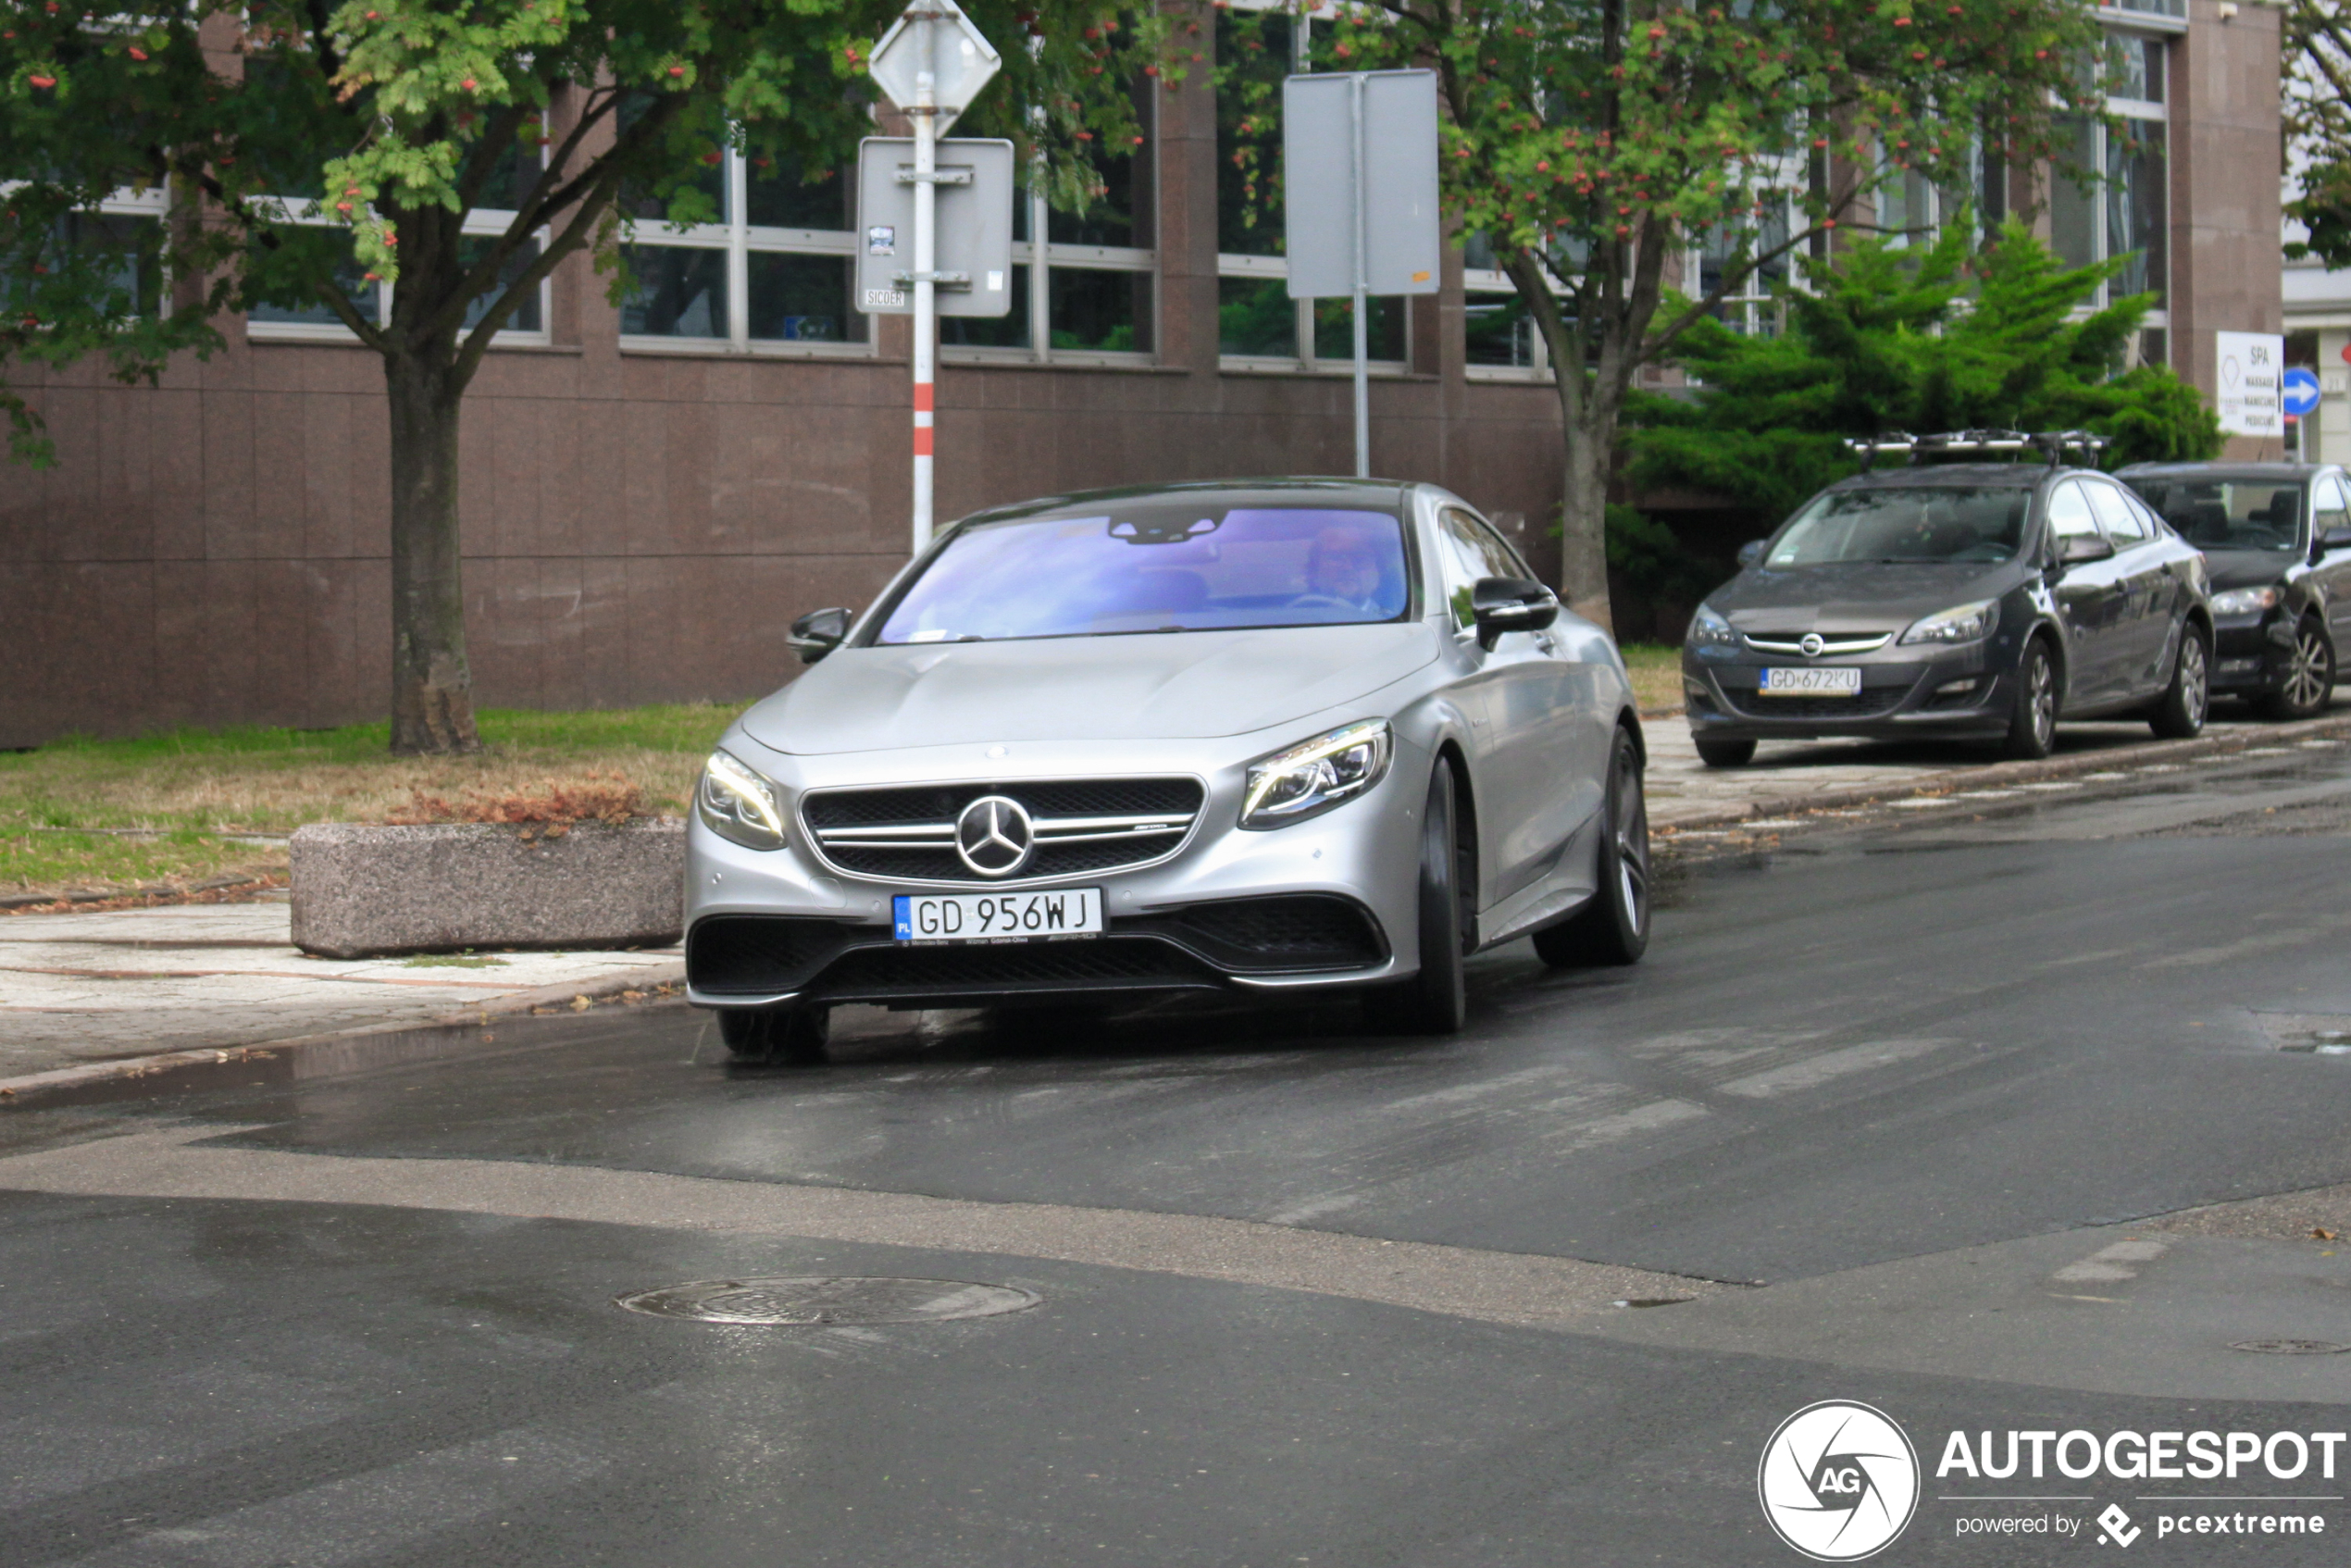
[6, 744, 2351, 1565]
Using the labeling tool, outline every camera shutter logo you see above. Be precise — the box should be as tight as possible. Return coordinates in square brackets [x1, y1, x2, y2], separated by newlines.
[1758, 1400, 1920, 1561]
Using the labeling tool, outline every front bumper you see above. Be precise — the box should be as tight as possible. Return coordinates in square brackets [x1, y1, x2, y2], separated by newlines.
[1681, 641, 2014, 741]
[683, 731, 1424, 1011]
[2211, 614, 2295, 693]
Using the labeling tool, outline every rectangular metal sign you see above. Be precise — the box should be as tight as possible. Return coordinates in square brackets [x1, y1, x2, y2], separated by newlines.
[854, 137, 1016, 317]
[1282, 69, 1441, 300]
[2215, 330, 2285, 438]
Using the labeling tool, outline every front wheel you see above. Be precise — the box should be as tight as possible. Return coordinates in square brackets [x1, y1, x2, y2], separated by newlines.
[1534, 727, 1651, 968]
[2150, 622, 2210, 740]
[715, 1004, 830, 1065]
[2001, 638, 2059, 760]
[1368, 764, 1469, 1036]
[2259, 620, 2334, 720]
[1694, 737, 1756, 768]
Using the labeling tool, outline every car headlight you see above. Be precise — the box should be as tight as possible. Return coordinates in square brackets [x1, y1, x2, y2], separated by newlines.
[1899, 598, 2000, 646]
[2210, 585, 2281, 617]
[1686, 604, 1739, 649]
[1240, 720, 1392, 829]
[697, 749, 788, 850]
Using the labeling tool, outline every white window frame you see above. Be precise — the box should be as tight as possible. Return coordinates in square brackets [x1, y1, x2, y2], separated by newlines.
[1, 181, 172, 319]
[616, 146, 870, 358]
[940, 180, 1160, 367]
[2055, 23, 2171, 357]
[243, 195, 553, 347]
[1462, 268, 1550, 381]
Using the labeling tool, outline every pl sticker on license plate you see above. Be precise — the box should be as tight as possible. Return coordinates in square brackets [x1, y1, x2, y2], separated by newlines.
[893, 888, 1106, 945]
[1759, 666, 1863, 697]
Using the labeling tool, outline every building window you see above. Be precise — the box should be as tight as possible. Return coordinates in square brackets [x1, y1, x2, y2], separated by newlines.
[942, 150, 1158, 364]
[2051, 29, 2169, 355]
[1697, 191, 1797, 337]
[0, 191, 170, 325]
[618, 147, 865, 353]
[1213, 2, 1407, 371]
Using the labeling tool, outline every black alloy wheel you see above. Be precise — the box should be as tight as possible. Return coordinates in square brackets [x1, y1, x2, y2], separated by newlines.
[2150, 621, 2210, 740]
[716, 1003, 831, 1065]
[2261, 619, 2335, 720]
[1373, 763, 1470, 1036]
[2002, 638, 2059, 760]
[1694, 737, 1757, 768]
[1534, 726, 1651, 967]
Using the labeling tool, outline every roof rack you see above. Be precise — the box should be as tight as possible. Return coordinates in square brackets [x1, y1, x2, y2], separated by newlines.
[1843, 429, 2111, 471]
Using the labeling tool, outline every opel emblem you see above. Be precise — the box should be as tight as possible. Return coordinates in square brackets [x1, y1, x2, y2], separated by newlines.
[954, 795, 1034, 877]
[1799, 632, 1826, 658]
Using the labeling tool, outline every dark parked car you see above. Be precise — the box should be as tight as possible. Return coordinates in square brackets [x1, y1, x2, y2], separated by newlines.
[1683, 432, 2214, 766]
[2115, 462, 2351, 719]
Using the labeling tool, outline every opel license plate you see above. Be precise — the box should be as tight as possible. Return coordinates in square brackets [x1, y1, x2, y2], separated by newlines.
[1759, 666, 1862, 697]
[893, 888, 1105, 944]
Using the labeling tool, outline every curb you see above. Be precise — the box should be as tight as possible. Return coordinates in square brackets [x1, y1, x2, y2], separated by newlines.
[0, 959, 685, 1105]
[1655, 712, 2351, 835]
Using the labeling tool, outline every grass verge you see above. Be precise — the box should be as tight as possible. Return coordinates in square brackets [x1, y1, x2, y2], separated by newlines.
[1619, 642, 1684, 714]
[1, 704, 735, 901]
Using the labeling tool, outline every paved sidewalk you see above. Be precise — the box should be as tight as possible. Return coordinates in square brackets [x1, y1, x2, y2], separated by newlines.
[0, 894, 680, 1081]
[1644, 707, 2350, 828]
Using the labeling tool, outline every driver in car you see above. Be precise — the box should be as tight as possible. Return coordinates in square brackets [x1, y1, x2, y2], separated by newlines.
[1295, 525, 1388, 613]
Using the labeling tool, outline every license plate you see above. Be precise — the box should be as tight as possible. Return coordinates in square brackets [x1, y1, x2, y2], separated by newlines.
[1759, 666, 1863, 697]
[892, 888, 1105, 944]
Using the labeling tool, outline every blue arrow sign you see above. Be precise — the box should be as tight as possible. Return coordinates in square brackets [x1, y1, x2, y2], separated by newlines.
[2284, 367, 2321, 417]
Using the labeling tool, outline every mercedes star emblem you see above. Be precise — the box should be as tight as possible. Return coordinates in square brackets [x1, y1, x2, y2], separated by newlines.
[1799, 632, 1825, 658]
[954, 795, 1034, 877]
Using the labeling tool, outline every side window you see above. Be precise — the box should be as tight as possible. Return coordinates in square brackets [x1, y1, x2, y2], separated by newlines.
[2086, 481, 2151, 544]
[1434, 507, 1522, 628]
[2045, 481, 2098, 551]
[2316, 476, 2349, 538]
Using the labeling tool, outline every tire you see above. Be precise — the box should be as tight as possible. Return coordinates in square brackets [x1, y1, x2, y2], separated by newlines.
[1533, 727, 1651, 968]
[2258, 619, 2334, 720]
[2001, 637, 2059, 760]
[1369, 763, 1469, 1036]
[2150, 621, 2210, 740]
[715, 1004, 830, 1065]
[1694, 737, 1756, 768]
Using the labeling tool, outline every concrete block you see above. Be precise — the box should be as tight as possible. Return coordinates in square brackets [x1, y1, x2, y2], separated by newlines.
[290, 818, 684, 958]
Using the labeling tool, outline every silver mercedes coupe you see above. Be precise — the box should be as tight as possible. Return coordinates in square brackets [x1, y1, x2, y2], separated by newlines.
[683, 479, 1651, 1062]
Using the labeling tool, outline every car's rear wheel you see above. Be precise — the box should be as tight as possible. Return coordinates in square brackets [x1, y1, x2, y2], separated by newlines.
[716, 1004, 830, 1065]
[1370, 763, 1469, 1036]
[1534, 727, 1650, 968]
[2150, 621, 2210, 740]
[2001, 637, 2059, 760]
[2259, 618, 2334, 720]
[1694, 737, 1756, 768]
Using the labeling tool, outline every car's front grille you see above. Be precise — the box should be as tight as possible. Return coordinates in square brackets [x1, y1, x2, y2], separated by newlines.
[800, 777, 1205, 884]
[1722, 687, 1907, 720]
[1741, 631, 1895, 655]
[806, 938, 1221, 1002]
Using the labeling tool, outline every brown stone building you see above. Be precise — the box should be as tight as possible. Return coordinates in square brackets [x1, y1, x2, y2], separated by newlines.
[0, 0, 2283, 746]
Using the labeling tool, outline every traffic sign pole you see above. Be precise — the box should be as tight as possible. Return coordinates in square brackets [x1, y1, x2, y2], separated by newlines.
[912, 34, 938, 553]
[1350, 73, 1369, 479]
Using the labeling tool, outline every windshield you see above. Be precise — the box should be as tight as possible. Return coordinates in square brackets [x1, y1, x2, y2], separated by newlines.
[2123, 479, 2303, 552]
[875, 506, 1412, 644]
[1767, 487, 2032, 566]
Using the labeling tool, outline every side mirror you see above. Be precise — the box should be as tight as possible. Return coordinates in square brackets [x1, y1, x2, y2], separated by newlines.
[788, 606, 851, 665]
[2057, 533, 2115, 566]
[1470, 577, 1560, 650]
[1736, 539, 1768, 567]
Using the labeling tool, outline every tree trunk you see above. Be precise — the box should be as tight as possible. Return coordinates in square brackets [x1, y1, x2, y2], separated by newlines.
[384, 350, 481, 755]
[1556, 404, 1614, 636]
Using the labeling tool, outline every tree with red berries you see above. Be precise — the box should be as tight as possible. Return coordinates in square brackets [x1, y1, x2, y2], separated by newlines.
[1, 0, 1166, 753]
[1231, 0, 2105, 629]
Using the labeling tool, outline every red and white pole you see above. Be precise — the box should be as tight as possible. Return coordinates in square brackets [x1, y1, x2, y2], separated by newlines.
[910, 38, 939, 553]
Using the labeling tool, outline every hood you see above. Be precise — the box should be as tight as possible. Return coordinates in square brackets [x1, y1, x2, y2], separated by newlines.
[2199, 548, 2298, 593]
[740, 622, 1442, 755]
[1705, 560, 2019, 635]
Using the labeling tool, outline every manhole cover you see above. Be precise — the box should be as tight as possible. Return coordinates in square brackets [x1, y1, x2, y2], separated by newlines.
[615, 1276, 1040, 1326]
[2230, 1338, 2349, 1355]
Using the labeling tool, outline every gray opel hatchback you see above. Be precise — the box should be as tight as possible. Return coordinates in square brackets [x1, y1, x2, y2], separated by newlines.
[1682, 433, 2214, 765]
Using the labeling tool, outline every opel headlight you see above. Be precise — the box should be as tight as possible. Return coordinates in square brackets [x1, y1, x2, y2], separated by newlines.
[1687, 604, 1739, 650]
[1240, 720, 1392, 829]
[2210, 585, 2281, 617]
[697, 749, 787, 850]
[1899, 598, 1999, 646]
